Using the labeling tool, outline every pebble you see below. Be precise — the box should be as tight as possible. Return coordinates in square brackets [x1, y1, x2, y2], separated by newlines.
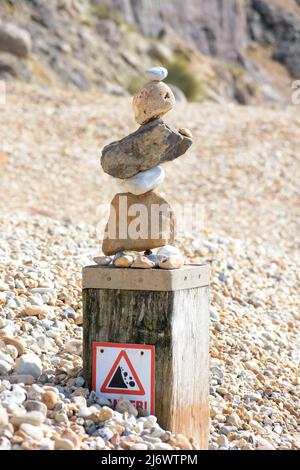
[1, 337, 25, 356]
[93, 256, 112, 266]
[65, 339, 82, 355]
[130, 443, 148, 450]
[1, 374, 34, 385]
[98, 406, 115, 421]
[24, 400, 47, 415]
[114, 254, 135, 268]
[15, 353, 42, 379]
[131, 255, 155, 269]
[244, 360, 260, 373]
[255, 436, 276, 450]
[157, 245, 181, 257]
[0, 406, 8, 426]
[249, 420, 264, 432]
[54, 438, 75, 450]
[220, 426, 237, 436]
[178, 127, 193, 139]
[159, 255, 184, 270]
[119, 166, 165, 196]
[41, 391, 59, 410]
[217, 435, 229, 449]
[154, 442, 173, 450]
[20, 423, 43, 441]
[22, 306, 48, 317]
[168, 433, 193, 450]
[147, 253, 164, 266]
[145, 66, 168, 81]
[11, 411, 45, 426]
[0, 359, 12, 374]
[227, 413, 242, 427]
[96, 427, 114, 442]
[61, 429, 80, 448]
[71, 396, 86, 407]
[115, 398, 138, 418]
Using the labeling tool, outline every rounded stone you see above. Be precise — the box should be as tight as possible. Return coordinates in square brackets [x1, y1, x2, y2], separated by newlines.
[130, 443, 148, 450]
[15, 353, 42, 379]
[0, 359, 12, 374]
[61, 429, 80, 448]
[115, 398, 138, 418]
[93, 255, 112, 266]
[178, 127, 193, 139]
[54, 438, 75, 450]
[145, 66, 168, 81]
[20, 423, 43, 441]
[133, 81, 175, 125]
[159, 255, 184, 270]
[167, 433, 193, 450]
[41, 390, 59, 410]
[24, 400, 47, 415]
[114, 254, 135, 268]
[11, 410, 45, 426]
[157, 245, 181, 257]
[119, 166, 165, 196]
[131, 255, 155, 269]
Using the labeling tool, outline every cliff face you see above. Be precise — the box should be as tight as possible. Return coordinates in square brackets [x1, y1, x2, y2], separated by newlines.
[102, 0, 248, 61]
[248, 0, 300, 76]
[0, 0, 299, 104]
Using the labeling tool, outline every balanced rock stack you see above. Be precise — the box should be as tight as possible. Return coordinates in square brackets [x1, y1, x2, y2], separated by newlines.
[96, 67, 193, 270]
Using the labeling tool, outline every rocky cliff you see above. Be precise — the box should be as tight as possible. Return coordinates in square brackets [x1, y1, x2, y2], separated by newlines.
[0, 0, 299, 104]
[101, 0, 248, 61]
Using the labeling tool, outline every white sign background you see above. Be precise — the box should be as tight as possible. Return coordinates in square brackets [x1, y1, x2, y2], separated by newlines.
[92, 342, 155, 414]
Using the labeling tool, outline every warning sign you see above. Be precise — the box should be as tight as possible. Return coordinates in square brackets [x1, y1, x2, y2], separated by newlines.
[92, 342, 155, 414]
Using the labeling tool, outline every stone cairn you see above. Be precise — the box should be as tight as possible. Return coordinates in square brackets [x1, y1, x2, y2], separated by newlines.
[94, 67, 193, 270]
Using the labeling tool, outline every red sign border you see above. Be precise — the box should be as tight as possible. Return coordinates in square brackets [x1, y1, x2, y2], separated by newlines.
[92, 342, 155, 414]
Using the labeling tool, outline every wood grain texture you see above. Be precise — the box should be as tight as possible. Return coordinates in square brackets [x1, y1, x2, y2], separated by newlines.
[83, 285, 209, 449]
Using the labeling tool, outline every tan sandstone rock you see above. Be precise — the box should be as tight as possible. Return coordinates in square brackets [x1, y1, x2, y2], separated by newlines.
[102, 191, 175, 256]
[133, 81, 175, 125]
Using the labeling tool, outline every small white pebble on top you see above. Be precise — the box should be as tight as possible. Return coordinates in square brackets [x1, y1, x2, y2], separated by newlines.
[145, 66, 168, 82]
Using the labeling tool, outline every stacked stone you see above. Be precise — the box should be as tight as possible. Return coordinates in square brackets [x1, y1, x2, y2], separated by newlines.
[96, 67, 193, 270]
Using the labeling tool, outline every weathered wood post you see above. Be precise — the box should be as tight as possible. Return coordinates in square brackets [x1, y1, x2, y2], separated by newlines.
[83, 263, 210, 449]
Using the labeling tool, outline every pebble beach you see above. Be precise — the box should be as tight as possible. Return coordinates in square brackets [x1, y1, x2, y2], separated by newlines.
[0, 82, 299, 450]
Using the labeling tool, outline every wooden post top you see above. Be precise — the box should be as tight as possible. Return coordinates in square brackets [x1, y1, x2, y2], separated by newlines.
[82, 264, 210, 292]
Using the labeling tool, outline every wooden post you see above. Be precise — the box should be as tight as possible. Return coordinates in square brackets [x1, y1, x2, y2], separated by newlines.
[82, 264, 210, 449]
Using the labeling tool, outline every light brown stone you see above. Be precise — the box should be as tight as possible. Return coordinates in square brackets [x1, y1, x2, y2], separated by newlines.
[159, 255, 184, 270]
[167, 433, 193, 450]
[61, 429, 81, 448]
[114, 254, 135, 268]
[102, 191, 175, 256]
[131, 255, 155, 269]
[54, 438, 74, 450]
[1, 336, 25, 356]
[178, 127, 193, 139]
[133, 81, 175, 125]
[41, 390, 59, 410]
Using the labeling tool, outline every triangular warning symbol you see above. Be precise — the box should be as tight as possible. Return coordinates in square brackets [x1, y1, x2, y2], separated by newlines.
[101, 350, 145, 395]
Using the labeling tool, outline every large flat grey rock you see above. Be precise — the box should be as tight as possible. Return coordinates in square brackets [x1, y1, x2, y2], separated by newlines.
[101, 118, 192, 179]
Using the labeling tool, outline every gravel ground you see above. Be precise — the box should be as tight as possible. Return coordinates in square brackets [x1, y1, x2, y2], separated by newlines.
[0, 82, 299, 450]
